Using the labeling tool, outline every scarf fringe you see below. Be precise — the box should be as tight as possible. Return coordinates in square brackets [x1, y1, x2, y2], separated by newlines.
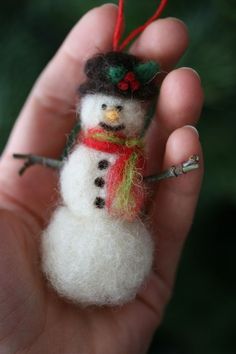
[81, 128, 146, 221]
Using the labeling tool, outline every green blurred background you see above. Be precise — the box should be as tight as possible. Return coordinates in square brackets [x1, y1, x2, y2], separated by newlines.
[0, 0, 235, 353]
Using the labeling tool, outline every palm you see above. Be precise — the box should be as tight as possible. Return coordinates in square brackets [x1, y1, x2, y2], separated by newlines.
[0, 5, 203, 354]
[0, 214, 158, 352]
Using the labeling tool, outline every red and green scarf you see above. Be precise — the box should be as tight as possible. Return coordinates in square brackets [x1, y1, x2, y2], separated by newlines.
[80, 128, 146, 221]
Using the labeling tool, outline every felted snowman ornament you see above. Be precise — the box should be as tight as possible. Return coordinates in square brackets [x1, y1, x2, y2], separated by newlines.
[14, 0, 199, 307]
[42, 51, 156, 306]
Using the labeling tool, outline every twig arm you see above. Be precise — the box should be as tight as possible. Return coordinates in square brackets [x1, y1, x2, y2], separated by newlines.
[144, 155, 200, 183]
[13, 154, 64, 176]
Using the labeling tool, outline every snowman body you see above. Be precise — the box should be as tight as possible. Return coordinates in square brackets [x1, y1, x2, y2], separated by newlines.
[60, 145, 117, 217]
[42, 89, 154, 306]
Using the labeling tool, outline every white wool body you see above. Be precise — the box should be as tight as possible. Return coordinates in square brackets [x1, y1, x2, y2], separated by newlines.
[41, 92, 154, 306]
[60, 144, 117, 217]
[42, 206, 153, 306]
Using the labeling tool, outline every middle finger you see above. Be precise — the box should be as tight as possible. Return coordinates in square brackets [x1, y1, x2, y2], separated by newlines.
[146, 68, 203, 174]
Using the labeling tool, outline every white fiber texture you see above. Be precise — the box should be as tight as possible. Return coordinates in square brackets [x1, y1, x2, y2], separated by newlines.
[41, 92, 153, 306]
[60, 144, 116, 218]
[42, 206, 153, 306]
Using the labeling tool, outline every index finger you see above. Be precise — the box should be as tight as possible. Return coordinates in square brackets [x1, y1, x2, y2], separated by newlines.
[0, 4, 118, 222]
[2, 4, 118, 159]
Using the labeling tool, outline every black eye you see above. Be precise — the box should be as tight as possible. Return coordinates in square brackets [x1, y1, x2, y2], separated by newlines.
[116, 105, 123, 112]
[101, 104, 107, 110]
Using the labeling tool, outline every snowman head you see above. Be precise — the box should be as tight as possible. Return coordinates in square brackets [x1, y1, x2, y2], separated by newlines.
[79, 93, 148, 137]
[78, 52, 160, 136]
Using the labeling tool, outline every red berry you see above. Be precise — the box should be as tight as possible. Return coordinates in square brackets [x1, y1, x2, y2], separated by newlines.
[124, 72, 136, 82]
[118, 81, 129, 91]
[130, 80, 141, 91]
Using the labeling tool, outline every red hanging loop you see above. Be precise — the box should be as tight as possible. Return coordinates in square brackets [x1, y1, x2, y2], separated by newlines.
[113, 0, 125, 51]
[113, 0, 168, 52]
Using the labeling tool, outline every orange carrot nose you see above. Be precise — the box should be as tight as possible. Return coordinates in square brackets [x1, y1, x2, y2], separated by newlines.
[105, 109, 120, 123]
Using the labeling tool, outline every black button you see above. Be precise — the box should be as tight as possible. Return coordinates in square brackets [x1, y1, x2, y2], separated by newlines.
[94, 177, 105, 188]
[98, 159, 109, 170]
[94, 197, 105, 209]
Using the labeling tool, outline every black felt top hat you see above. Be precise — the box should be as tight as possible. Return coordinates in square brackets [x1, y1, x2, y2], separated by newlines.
[78, 51, 159, 100]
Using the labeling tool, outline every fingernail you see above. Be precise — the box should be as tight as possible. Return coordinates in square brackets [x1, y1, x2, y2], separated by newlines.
[184, 125, 199, 138]
[100, 3, 118, 9]
[181, 67, 201, 82]
[166, 17, 186, 26]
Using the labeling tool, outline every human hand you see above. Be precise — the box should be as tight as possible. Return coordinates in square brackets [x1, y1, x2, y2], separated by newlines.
[0, 4, 203, 353]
